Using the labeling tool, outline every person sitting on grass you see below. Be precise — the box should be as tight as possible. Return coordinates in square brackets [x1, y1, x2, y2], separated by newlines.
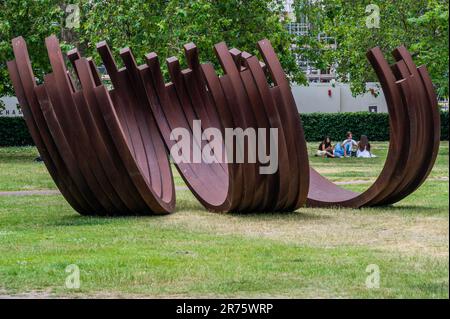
[356, 135, 376, 158]
[342, 131, 358, 157]
[316, 136, 334, 158]
[332, 142, 345, 158]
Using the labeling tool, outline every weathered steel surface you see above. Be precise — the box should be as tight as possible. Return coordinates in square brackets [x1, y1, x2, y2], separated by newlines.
[8, 36, 175, 215]
[306, 46, 440, 208]
[7, 36, 439, 214]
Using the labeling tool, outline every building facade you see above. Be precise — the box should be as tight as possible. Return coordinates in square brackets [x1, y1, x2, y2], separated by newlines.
[0, 96, 21, 117]
[284, 0, 388, 113]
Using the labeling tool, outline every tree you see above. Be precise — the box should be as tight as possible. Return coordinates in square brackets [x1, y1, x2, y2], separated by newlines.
[0, 1, 71, 99]
[79, 0, 304, 82]
[293, 0, 449, 98]
[0, 0, 305, 105]
[408, 1, 449, 98]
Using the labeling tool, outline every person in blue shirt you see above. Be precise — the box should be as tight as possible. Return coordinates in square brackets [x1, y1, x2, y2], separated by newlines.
[333, 142, 345, 158]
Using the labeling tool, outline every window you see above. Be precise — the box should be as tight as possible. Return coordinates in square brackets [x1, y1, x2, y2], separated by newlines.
[368, 106, 378, 113]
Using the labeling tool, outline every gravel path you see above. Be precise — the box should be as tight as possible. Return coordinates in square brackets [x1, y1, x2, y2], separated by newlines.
[0, 177, 447, 197]
[0, 186, 190, 197]
[0, 190, 61, 196]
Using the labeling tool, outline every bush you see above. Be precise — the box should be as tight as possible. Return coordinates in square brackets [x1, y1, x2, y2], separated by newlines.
[0, 111, 448, 147]
[441, 110, 449, 140]
[0, 117, 34, 146]
[301, 111, 449, 142]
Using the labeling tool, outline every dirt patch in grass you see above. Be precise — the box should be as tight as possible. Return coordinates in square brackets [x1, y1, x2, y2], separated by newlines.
[162, 209, 449, 258]
[0, 288, 53, 299]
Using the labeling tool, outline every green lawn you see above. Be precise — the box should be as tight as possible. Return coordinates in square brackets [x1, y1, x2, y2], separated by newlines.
[0, 142, 448, 298]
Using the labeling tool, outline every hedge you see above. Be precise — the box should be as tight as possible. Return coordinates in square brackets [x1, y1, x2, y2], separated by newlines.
[0, 111, 448, 146]
[301, 111, 449, 142]
[0, 117, 34, 146]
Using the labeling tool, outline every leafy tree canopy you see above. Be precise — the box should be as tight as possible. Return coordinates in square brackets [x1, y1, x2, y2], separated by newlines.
[0, 0, 302, 100]
[0, 0, 64, 98]
[0, 0, 448, 103]
[294, 0, 449, 98]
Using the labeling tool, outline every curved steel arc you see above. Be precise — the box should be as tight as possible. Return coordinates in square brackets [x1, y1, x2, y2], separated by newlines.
[8, 36, 439, 214]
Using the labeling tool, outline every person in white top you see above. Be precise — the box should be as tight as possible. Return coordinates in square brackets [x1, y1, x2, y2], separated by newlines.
[342, 131, 358, 157]
[356, 135, 376, 158]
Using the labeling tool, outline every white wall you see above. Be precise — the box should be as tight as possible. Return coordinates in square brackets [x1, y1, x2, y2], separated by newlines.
[0, 96, 22, 117]
[291, 83, 340, 113]
[2, 82, 388, 118]
[340, 83, 387, 113]
[292, 82, 387, 113]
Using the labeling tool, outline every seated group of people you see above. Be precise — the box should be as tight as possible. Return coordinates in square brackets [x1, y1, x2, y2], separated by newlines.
[316, 131, 376, 158]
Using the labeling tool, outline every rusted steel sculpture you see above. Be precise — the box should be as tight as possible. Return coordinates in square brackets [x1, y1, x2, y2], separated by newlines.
[7, 35, 439, 215]
[307, 46, 440, 208]
[8, 36, 175, 215]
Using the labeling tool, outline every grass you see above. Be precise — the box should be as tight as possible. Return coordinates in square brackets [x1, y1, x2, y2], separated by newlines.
[0, 142, 448, 298]
[307, 142, 449, 183]
[0, 147, 55, 191]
